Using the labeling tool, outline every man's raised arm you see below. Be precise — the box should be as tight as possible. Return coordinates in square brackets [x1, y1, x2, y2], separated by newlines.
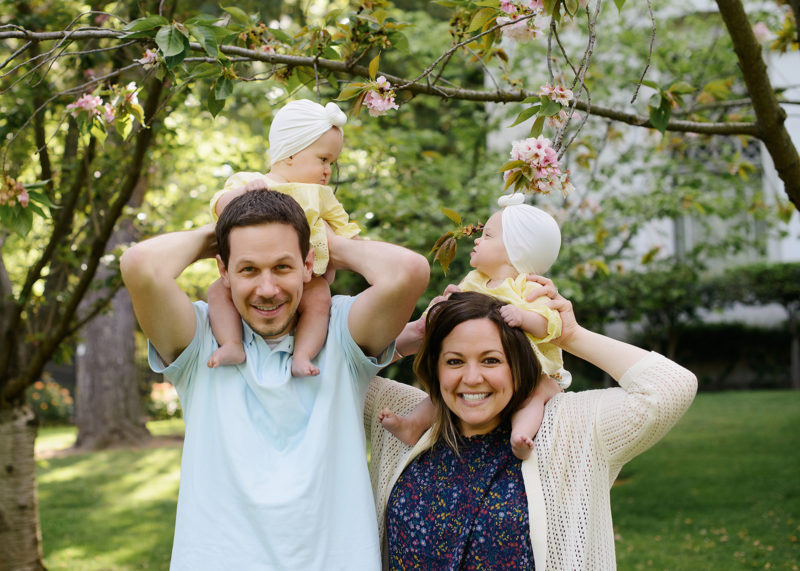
[120, 223, 217, 364]
[327, 232, 429, 359]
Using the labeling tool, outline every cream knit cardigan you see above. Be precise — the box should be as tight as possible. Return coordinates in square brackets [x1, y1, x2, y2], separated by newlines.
[364, 352, 697, 570]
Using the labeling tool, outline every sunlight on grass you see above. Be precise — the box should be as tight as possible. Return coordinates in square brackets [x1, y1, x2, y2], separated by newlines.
[36, 420, 183, 570]
[35, 425, 77, 456]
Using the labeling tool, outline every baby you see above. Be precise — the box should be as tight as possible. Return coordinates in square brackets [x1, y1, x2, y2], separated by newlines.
[381, 193, 570, 459]
[207, 99, 360, 377]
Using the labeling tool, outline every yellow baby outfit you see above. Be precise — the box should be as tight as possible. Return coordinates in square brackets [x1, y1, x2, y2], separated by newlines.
[210, 172, 361, 276]
[459, 270, 570, 387]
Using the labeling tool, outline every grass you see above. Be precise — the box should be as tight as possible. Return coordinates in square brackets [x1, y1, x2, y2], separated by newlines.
[613, 390, 800, 570]
[35, 393, 800, 570]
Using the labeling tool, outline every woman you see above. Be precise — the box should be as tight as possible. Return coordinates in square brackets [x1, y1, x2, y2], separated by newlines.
[365, 284, 697, 569]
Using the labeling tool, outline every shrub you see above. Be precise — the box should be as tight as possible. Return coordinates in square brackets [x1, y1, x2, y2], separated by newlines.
[26, 374, 75, 425]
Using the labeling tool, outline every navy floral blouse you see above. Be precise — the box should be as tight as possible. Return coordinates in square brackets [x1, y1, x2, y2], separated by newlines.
[386, 423, 534, 570]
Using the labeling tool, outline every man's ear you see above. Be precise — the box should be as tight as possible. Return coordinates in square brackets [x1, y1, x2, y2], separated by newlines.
[216, 255, 231, 287]
[303, 249, 315, 283]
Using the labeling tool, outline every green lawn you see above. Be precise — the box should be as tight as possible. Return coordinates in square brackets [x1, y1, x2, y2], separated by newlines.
[35, 392, 800, 570]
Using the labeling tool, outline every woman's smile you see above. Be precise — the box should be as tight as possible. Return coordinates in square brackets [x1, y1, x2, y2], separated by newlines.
[438, 318, 514, 437]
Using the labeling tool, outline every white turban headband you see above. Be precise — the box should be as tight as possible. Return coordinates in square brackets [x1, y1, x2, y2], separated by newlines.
[499, 193, 561, 275]
[268, 100, 347, 166]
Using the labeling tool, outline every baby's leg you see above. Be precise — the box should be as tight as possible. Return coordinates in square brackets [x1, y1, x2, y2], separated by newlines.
[510, 374, 563, 460]
[379, 397, 435, 446]
[291, 275, 331, 377]
[207, 278, 246, 367]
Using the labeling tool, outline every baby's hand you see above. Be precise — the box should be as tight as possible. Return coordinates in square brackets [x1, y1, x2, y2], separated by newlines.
[499, 304, 525, 328]
[243, 179, 270, 192]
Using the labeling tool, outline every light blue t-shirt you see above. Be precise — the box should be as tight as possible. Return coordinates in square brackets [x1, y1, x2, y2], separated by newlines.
[149, 295, 392, 570]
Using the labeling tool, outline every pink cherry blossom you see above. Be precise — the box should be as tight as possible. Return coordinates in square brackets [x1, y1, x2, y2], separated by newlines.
[66, 94, 103, 118]
[18, 189, 29, 207]
[497, 1, 547, 42]
[364, 76, 400, 117]
[102, 102, 116, 123]
[503, 135, 573, 197]
[500, 0, 517, 15]
[136, 49, 158, 68]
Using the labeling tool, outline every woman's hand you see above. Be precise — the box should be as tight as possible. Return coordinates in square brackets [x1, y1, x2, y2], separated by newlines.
[524, 274, 579, 349]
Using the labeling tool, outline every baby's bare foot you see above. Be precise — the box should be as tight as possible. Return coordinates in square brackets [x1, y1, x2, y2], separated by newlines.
[207, 343, 246, 368]
[379, 408, 423, 446]
[510, 433, 534, 460]
[291, 356, 320, 377]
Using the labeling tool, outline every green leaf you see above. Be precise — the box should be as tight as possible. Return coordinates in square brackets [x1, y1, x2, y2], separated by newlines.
[468, 8, 495, 32]
[504, 169, 522, 191]
[156, 25, 189, 57]
[540, 97, 562, 117]
[498, 159, 526, 172]
[368, 53, 380, 80]
[269, 27, 293, 44]
[0, 205, 33, 236]
[530, 115, 545, 137]
[207, 89, 225, 117]
[115, 115, 133, 139]
[668, 80, 696, 94]
[432, 235, 457, 274]
[388, 31, 410, 54]
[164, 49, 188, 70]
[441, 207, 462, 226]
[188, 24, 219, 58]
[90, 119, 107, 145]
[214, 76, 234, 100]
[189, 62, 221, 79]
[25, 188, 57, 209]
[639, 79, 659, 90]
[641, 246, 660, 265]
[337, 83, 366, 101]
[123, 15, 168, 33]
[614, 0, 626, 13]
[129, 102, 145, 125]
[221, 6, 252, 25]
[349, 91, 366, 118]
[508, 105, 540, 127]
[648, 97, 671, 135]
[185, 14, 220, 26]
[565, 0, 579, 16]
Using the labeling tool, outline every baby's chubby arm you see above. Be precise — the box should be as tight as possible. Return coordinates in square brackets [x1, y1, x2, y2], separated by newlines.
[214, 175, 272, 217]
[499, 304, 549, 339]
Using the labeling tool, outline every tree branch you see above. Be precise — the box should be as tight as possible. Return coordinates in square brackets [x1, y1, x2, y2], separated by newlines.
[715, 0, 800, 208]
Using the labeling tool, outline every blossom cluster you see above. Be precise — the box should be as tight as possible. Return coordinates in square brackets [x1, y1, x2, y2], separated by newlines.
[497, 0, 547, 42]
[65, 82, 142, 128]
[504, 135, 575, 196]
[538, 83, 579, 128]
[363, 76, 400, 117]
[0, 176, 29, 207]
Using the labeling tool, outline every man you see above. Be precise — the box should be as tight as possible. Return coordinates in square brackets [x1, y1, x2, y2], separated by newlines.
[120, 190, 429, 570]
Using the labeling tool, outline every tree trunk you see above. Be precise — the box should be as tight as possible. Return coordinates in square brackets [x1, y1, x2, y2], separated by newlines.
[74, 218, 150, 450]
[0, 405, 45, 571]
[74, 284, 150, 450]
